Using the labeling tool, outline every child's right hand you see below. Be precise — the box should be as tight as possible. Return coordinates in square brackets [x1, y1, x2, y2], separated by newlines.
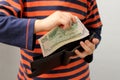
[34, 11, 76, 33]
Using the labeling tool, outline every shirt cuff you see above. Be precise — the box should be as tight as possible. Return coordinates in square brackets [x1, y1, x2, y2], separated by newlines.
[25, 19, 36, 50]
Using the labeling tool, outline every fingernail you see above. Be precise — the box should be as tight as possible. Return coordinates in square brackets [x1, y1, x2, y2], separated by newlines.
[80, 41, 84, 44]
[75, 50, 78, 53]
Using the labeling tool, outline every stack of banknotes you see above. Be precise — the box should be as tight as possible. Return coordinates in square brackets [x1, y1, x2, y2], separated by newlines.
[38, 17, 89, 57]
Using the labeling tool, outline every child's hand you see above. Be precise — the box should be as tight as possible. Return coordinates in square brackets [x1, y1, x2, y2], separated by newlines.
[34, 11, 76, 33]
[70, 38, 99, 59]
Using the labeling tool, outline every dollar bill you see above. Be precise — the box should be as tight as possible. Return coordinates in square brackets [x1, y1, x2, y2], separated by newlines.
[38, 17, 89, 57]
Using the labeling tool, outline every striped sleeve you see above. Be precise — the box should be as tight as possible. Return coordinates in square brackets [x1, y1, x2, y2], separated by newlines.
[84, 0, 102, 28]
[0, 0, 36, 50]
[0, 0, 23, 17]
[83, 0, 103, 41]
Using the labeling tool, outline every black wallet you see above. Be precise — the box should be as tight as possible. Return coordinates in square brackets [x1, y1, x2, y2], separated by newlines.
[26, 32, 96, 78]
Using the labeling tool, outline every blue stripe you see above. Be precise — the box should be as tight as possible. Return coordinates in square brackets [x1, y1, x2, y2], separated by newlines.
[20, 63, 30, 80]
[87, 0, 93, 3]
[88, 12, 99, 19]
[69, 67, 89, 79]
[34, 44, 40, 48]
[24, 0, 87, 8]
[23, 63, 31, 70]
[17, 75, 21, 80]
[85, 18, 101, 26]
[21, 54, 32, 62]
[81, 72, 90, 80]
[36, 35, 42, 39]
[19, 69, 25, 77]
[23, 15, 47, 19]
[17, 69, 25, 80]
[14, 0, 20, 4]
[70, 57, 82, 63]
[46, 60, 86, 73]
[64, 0, 87, 8]
[92, 4, 97, 11]
[34, 78, 67, 80]
[22, 49, 42, 57]
[24, 6, 86, 16]
[0, 1, 10, 5]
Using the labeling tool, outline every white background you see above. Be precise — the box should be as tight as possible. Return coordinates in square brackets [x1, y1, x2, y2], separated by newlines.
[90, 0, 120, 80]
[0, 0, 120, 80]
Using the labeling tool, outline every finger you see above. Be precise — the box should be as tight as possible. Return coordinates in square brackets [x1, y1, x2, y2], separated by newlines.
[61, 12, 75, 29]
[69, 55, 79, 59]
[71, 16, 77, 23]
[85, 40, 95, 51]
[59, 17, 71, 29]
[74, 50, 88, 58]
[92, 38, 99, 45]
[65, 14, 76, 24]
[80, 41, 93, 55]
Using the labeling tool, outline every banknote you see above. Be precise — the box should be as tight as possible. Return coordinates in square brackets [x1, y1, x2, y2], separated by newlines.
[38, 17, 89, 57]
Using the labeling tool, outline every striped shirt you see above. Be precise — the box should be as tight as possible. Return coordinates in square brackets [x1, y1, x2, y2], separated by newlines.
[0, 0, 102, 80]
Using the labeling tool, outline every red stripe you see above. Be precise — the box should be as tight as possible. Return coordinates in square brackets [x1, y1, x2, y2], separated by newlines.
[53, 59, 85, 70]
[25, 19, 30, 49]
[78, 0, 87, 4]
[36, 31, 48, 35]
[25, 48, 42, 54]
[37, 63, 89, 78]
[24, 10, 56, 17]
[24, 10, 85, 20]
[88, 21, 102, 28]
[21, 59, 31, 67]
[17, 70, 24, 80]
[70, 69, 90, 80]
[0, 9, 10, 16]
[86, 77, 91, 80]
[20, 50, 33, 61]
[84, 15, 100, 24]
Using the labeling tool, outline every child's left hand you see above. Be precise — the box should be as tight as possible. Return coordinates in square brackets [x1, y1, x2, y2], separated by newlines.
[70, 38, 99, 59]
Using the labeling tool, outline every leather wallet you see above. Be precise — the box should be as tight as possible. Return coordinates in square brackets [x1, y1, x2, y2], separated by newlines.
[26, 32, 96, 78]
